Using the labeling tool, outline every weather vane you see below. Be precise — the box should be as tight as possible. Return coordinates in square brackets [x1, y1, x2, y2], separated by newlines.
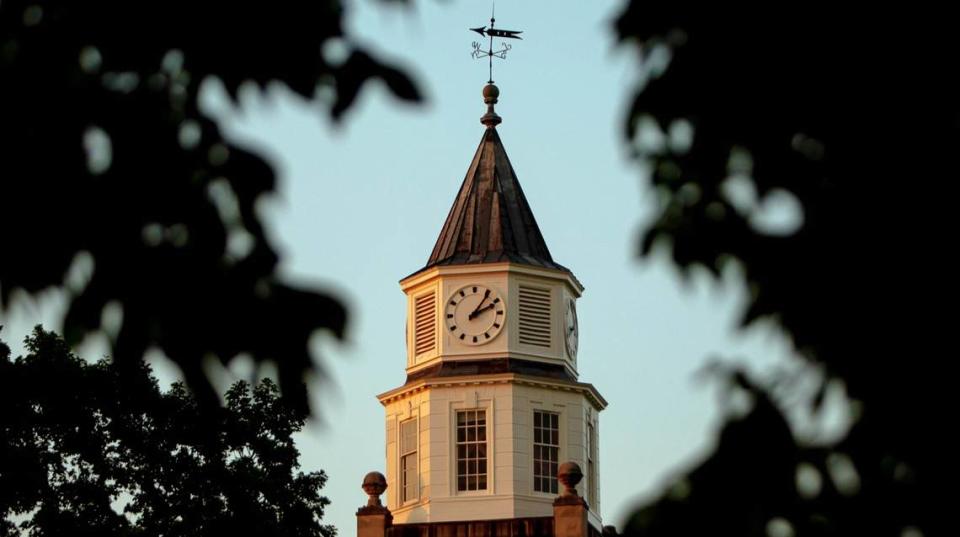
[470, 4, 522, 84]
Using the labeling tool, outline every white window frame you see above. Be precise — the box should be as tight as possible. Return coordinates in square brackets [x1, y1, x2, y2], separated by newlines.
[454, 408, 489, 493]
[532, 409, 561, 495]
[399, 417, 419, 504]
[587, 419, 597, 507]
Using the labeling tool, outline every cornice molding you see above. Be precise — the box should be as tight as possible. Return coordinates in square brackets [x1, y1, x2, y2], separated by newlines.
[400, 262, 583, 295]
[377, 372, 607, 411]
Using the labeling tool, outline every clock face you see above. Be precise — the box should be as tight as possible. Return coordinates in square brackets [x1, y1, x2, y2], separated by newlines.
[565, 299, 579, 360]
[445, 284, 505, 345]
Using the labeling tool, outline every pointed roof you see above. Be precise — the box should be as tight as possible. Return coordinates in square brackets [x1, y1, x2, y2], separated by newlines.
[423, 86, 566, 273]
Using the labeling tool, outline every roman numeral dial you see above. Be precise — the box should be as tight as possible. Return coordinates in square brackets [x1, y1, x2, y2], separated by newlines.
[445, 284, 506, 346]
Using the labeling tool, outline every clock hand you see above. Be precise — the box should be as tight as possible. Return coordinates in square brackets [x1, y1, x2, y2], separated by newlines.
[468, 302, 496, 320]
[469, 289, 491, 317]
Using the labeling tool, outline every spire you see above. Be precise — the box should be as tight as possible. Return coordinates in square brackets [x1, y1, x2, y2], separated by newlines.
[423, 85, 566, 272]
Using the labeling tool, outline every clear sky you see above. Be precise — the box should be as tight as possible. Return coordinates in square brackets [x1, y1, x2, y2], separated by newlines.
[0, 0, 805, 533]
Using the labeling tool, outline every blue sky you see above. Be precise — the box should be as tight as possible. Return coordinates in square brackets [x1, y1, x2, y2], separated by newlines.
[0, 0, 807, 533]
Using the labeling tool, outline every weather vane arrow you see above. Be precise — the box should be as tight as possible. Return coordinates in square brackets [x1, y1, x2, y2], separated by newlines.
[469, 5, 522, 84]
[470, 26, 523, 40]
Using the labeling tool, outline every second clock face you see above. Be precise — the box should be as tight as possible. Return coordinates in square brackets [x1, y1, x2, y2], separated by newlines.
[565, 298, 579, 361]
[445, 284, 505, 345]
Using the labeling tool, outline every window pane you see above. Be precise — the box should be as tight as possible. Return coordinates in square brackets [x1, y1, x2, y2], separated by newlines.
[401, 453, 417, 502]
[456, 409, 488, 492]
[533, 411, 560, 494]
[401, 419, 417, 454]
[400, 419, 418, 502]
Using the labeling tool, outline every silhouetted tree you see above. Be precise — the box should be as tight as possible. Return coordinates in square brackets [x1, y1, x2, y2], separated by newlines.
[0, 327, 334, 537]
[0, 0, 421, 413]
[615, 7, 954, 537]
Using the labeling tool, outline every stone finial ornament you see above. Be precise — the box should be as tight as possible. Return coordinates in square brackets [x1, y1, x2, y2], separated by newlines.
[557, 461, 584, 497]
[357, 471, 392, 536]
[362, 471, 387, 507]
[554, 461, 589, 535]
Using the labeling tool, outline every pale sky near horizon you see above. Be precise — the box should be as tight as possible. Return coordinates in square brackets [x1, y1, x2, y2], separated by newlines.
[0, 1, 817, 534]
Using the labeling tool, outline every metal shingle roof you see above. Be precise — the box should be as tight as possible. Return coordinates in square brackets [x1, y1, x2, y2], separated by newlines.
[424, 127, 567, 273]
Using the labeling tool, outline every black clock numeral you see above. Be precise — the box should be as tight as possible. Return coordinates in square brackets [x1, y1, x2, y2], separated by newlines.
[484, 333, 490, 339]
[459, 334, 466, 340]
[449, 325, 457, 331]
[472, 336, 478, 343]
[496, 310, 503, 315]
[459, 290, 465, 297]
[450, 300, 456, 306]
[493, 323, 500, 328]
[473, 286, 477, 293]
[493, 298, 500, 304]
[446, 314, 453, 318]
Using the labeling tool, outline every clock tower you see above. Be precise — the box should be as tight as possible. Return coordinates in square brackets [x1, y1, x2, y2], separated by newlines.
[377, 84, 606, 532]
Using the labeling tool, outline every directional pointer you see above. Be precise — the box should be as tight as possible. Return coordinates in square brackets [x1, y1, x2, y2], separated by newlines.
[470, 26, 523, 39]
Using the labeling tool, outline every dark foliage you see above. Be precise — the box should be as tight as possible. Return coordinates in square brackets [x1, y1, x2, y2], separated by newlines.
[0, 0, 422, 414]
[0, 326, 334, 537]
[616, 7, 956, 537]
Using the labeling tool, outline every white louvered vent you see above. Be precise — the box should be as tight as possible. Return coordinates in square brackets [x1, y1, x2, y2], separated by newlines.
[414, 292, 437, 356]
[518, 285, 552, 347]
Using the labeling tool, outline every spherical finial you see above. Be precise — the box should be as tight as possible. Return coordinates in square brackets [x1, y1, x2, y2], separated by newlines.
[481, 83, 502, 128]
[483, 83, 500, 104]
[557, 461, 584, 497]
[362, 471, 387, 506]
